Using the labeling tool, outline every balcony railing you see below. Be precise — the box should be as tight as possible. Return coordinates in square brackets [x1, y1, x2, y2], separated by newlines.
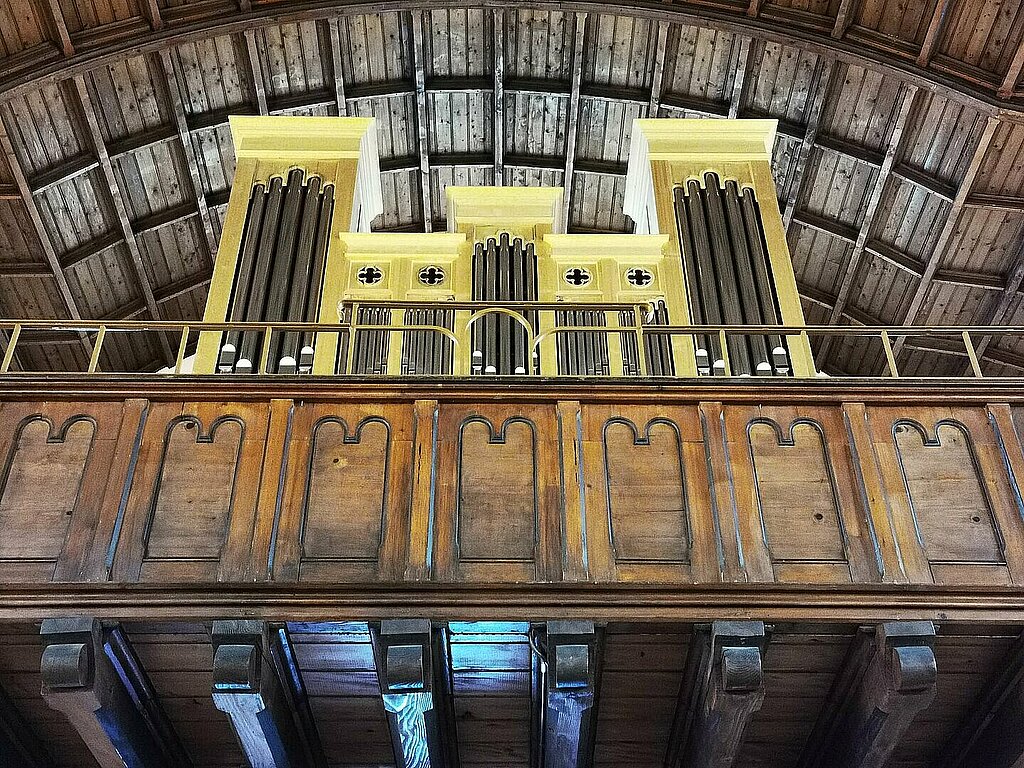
[0, 299, 1019, 378]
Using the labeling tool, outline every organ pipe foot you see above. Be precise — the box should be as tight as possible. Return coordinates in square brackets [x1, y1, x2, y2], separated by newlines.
[279, 356, 297, 374]
[298, 345, 315, 372]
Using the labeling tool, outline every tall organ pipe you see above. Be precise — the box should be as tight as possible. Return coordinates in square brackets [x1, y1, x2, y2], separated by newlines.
[673, 185, 711, 373]
[262, 168, 306, 369]
[280, 175, 321, 369]
[740, 191, 789, 373]
[223, 182, 267, 370]
[302, 183, 334, 369]
[684, 179, 725, 371]
[238, 175, 285, 369]
[724, 180, 772, 374]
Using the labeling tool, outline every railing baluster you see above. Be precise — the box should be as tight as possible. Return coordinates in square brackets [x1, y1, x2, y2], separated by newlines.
[880, 330, 900, 378]
[259, 325, 273, 374]
[1, 324, 21, 373]
[719, 329, 732, 376]
[87, 326, 105, 373]
[175, 326, 190, 374]
[962, 330, 984, 378]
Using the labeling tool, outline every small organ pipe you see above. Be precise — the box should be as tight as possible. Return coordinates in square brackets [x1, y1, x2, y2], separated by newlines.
[740, 192, 789, 373]
[302, 184, 334, 368]
[684, 179, 725, 371]
[223, 182, 267, 370]
[673, 186, 710, 374]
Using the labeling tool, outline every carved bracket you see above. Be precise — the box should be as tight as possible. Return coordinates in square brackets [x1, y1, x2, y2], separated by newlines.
[540, 620, 600, 768]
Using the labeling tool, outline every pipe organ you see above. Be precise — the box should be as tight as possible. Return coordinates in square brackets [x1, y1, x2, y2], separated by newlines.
[197, 116, 815, 378]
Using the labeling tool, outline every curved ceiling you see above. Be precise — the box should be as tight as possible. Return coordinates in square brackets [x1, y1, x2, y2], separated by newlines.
[1, 0, 1024, 376]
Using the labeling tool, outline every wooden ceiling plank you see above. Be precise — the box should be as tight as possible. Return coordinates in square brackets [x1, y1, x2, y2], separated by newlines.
[156, 49, 220, 263]
[817, 84, 918, 365]
[796, 622, 936, 768]
[72, 74, 175, 365]
[41, 618, 193, 767]
[326, 18, 348, 116]
[370, 620, 457, 768]
[648, 22, 670, 117]
[666, 622, 766, 768]
[729, 37, 754, 120]
[998, 35, 1024, 99]
[783, 59, 835, 230]
[832, 0, 856, 39]
[212, 621, 324, 767]
[964, 236, 1024, 368]
[917, 0, 953, 67]
[410, 10, 433, 233]
[893, 115, 1000, 353]
[493, 8, 505, 185]
[538, 622, 601, 768]
[563, 12, 588, 230]
[0, 121, 89, 330]
[243, 28, 269, 115]
[42, 0, 74, 57]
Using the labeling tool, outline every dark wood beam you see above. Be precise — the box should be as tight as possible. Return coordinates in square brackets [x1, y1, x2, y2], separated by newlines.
[212, 621, 319, 767]
[132, 201, 198, 236]
[797, 622, 936, 768]
[832, 0, 857, 38]
[243, 28, 269, 115]
[894, 162, 957, 200]
[729, 37, 754, 119]
[493, 8, 505, 185]
[894, 115, 999, 353]
[40, 618, 190, 767]
[746, 0, 765, 17]
[371, 620, 457, 768]
[999, 38, 1024, 99]
[72, 75, 175, 366]
[783, 59, 835, 230]
[326, 18, 349, 116]
[410, 11, 433, 233]
[140, 0, 163, 31]
[917, 0, 952, 67]
[0, 262, 56, 278]
[42, 0, 74, 57]
[563, 12, 588, 229]
[791, 208, 858, 242]
[28, 154, 99, 193]
[660, 93, 730, 117]
[667, 621, 767, 768]
[107, 124, 177, 160]
[536, 621, 600, 768]
[155, 50, 220, 263]
[0, 679, 49, 767]
[965, 192, 1024, 212]
[648, 22, 670, 117]
[817, 84, 918, 365]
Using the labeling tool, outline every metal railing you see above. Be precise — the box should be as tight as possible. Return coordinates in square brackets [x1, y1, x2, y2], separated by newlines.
[0, 300, 1020, 379]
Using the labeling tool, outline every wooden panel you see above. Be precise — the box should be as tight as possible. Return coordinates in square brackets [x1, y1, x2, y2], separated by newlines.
[580, 404, 716, 583]
[433, 404, 561, 581]
[112, 401, 271, 582]
[273, 403, 414, 582]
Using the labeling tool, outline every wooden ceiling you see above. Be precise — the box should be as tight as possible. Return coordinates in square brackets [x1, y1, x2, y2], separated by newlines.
[1, 0, 1024, 375]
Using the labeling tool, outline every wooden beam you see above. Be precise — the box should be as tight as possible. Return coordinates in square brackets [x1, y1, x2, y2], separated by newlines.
[965, 236, 1024, 369]
[729, 37, 754, 120]
[999, 37, 1024, 99]
[894, 115, 999, 352]
[917, 0, 952, 67]
[965, 192, 1024, 212]
[563, 12, 587, 230]
[648, 22, 670, 117]
[243, 28, 269, 115]
[817, 84, 918, 365]
[797, 622, 936, 768]
[140, 0, 163, 30]
[43, 0, 74, 56]
[40, 618, 190, 768]
[536, 621, 600, 768]
[493, 8, 505, 185]
[0, 678, 49, 767]
[212, 621, 318, 767]
[410, 11, 433, 233]
[155, 51, 219, 262]
[326, 18, 348, 116]
[746, 0, 765, 17]
[832, 0, 857, 38]
[0, 122, 88, 328]
[667, 621, 766, 768]
[72, 75, 175, 366]
[371, 620, 457, 768]
[28, 154, 99, 193]
[783, 59, 835, 230]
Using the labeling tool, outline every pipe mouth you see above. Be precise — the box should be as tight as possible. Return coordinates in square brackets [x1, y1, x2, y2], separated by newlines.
[300, 346, 315, 357]
[484, 365, 497, 374]
[279, 356, 297, 367]
[235, 359, 253, 373]
[514, 366, 526, 375]
[220, 343, 236, 354]
[772, 346, 787, 356]
[712, 359, 726, 371]
[756, 361, 772, 374]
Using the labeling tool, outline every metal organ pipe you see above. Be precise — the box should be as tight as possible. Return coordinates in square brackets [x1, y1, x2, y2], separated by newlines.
[302, 183, 334, 371]
[740, 191, 790, 374]
[673, 186, 710, 374]
[280, 174, 321, 373]
[724, 180, 772, 375]
[683, 178, 726, 373]
[221, 181, 267, 371]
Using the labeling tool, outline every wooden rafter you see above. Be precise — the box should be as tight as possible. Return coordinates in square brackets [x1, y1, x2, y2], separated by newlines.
[410, 10, 433, 233]
[746, 0, 765, 18]
[156, 49, 220, 262]
[326, 18, 348, 116]
[140, 0, 163, 30]
[917, 0, 952, 67]
[965, 236, 1024, 369]
[648, 22, 670, 117]
[243, 28, 269, 115]
[816, 84, 918, 366]
[493, 8, 505, 185]
[999, 35, 1024, 99]
[832, 0, 857, 38]
[72, 75, 175, 366]
[729, 37, 754, 119]
[783, 59, 835, 230]
[893, 115, 999, 353]
[563, 12, 587, 230]
[42, 0, 73, 57]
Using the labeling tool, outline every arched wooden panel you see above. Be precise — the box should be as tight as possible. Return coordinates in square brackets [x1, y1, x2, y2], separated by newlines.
[0, 417, 94, 561]
[302, 418, 389, 562]
[457, 418, 537, 563]
[748, 420, 846, 563]
[144, 417, 244, 562]
[894, 421, 1003, 565]
[604, 419, 689, 563]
